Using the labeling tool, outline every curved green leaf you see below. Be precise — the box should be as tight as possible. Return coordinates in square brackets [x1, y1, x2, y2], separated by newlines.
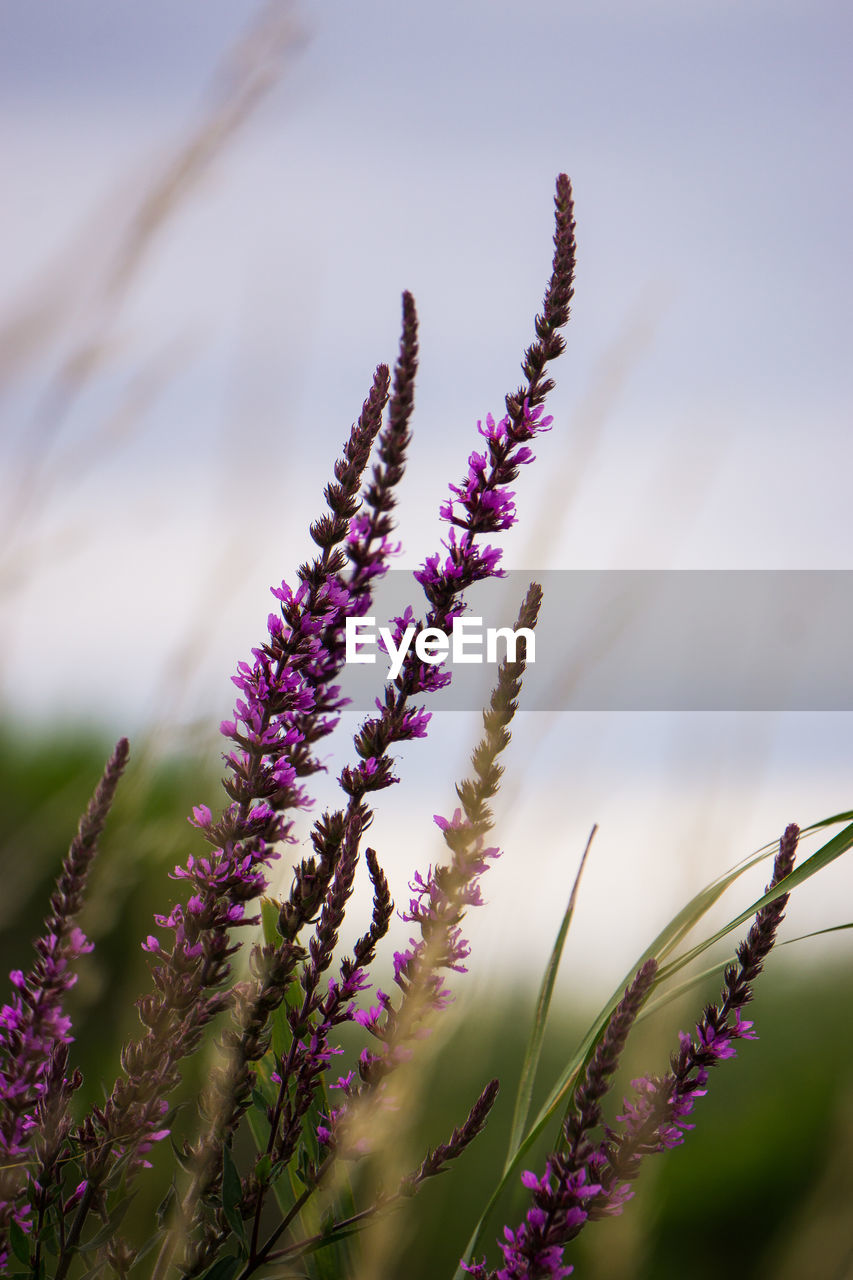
[505, 826, 596, 1169]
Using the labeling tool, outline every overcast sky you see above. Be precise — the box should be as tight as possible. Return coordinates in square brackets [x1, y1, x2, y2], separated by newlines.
[1, 0, 852, 984]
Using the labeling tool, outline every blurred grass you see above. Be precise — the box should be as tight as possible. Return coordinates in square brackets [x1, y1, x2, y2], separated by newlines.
[0, 724, 219, 1076]
[0, 725, 222, 1248]
[2, 727, 853, 1277]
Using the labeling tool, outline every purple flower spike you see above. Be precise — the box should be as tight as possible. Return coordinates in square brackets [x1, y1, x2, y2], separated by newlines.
[0, 739, 128, 1255]
[587, 824, 800, 1224]
[68, 368, 397, 1261]
[478, 826, 800, 1278]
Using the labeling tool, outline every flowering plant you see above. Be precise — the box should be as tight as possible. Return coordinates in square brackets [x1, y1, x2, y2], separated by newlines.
[2, 173, 852, 1280]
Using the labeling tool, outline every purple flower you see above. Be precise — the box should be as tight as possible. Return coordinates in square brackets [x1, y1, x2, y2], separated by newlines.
[586, 824, 800, 1222]
[0, 740, 128, 1253]
[487, 1161, 592, 1278]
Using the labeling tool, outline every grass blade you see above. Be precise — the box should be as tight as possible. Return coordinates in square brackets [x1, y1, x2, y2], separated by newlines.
[504, 825, 596, 1170]
[656, 819, 853, 984]
[639, 919, 853, 1025]
[781, 921, 853, 943]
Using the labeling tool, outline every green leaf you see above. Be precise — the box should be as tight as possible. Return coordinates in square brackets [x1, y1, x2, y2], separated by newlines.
[197, 1256, 241, 1280]
[155, 1181, 177, 1228]
[78, 1194, 134, 1252]
[261, 896, 285, 945]
[656, 819, 853, 985]
[41, 1228, 59, 1259]
[8, 1220, 30, 1265]
[782, 921, 853, 943]
[294, 1214, 377, 1257]
[639, 919, 853, 1025]
[131, 1229, 165, 1269]
[505, 826, 596, 1169]
[247, 1056, 293, 1218]
[221, 1144, 248, 1250]
[251, 1085, 274, 1115]
[169, 1135, 196, 1172]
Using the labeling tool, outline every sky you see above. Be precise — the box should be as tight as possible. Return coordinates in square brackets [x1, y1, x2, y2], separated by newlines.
[1, 0, 852, 986]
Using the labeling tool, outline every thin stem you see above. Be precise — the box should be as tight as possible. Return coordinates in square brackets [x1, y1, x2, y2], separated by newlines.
[235, 1155, 335, 1280]
[54, 1175, 101, 1280]
[246, 979, 320, 1262]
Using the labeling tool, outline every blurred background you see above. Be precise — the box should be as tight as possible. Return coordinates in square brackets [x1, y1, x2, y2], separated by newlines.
[2, 1, 853, 1275]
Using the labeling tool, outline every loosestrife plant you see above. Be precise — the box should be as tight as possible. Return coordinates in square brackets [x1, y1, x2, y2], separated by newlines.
[2, 174, 851, 1280]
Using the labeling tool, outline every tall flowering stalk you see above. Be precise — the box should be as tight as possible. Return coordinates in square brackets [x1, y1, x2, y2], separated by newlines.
[346, 171, 575, 782]
[587, 822, 800, 1216]
[145, 293, 421, 1278]
[345, 288, 418, 610]
[0, 737, 128, 1268]
[61, 364, 395, 1274]
[462, 960, 659, 1280]
[230, 176, 576, 1274]
[464, 825, 799, 1280]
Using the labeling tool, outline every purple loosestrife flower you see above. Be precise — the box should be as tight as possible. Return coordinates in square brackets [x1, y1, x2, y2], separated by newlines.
[0, 739, 128, 1265]
[270, 327, 421, 942]
[410, 174, 575, 625]
[302, 191, 573, 1187]
[173, 175, 574, 1279]
[467, 825, 798, 1279]
[345, 290, 419, 612]
[588, 824, 799, 1218]
[63, 372, 394, 1276]
[463, 961, 658, 1280]
[339, 175, 574, 799]
[413, 402, 552, 601]
[154, 313, 418, 1277]
[337, 413, 560, 787]
[266, 182, 573, 1197]
[220, 362, 392, 864]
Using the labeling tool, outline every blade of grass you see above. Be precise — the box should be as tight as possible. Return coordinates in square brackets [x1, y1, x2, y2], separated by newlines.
[801, 809, 853, 831]
[639, 919, 853, 1025]
[504, 825, 596, 1171]
[781, 921, 853, 943]
[656, 818, 853, 984]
